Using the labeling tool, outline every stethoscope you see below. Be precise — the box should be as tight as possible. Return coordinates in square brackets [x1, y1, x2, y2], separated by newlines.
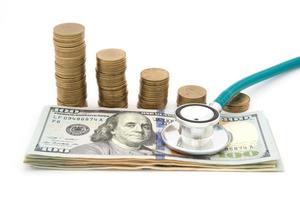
[161, 57, 300, 155]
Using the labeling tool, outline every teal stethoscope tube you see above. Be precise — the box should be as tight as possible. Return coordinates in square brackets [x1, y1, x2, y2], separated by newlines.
[214, 57, 300, 108]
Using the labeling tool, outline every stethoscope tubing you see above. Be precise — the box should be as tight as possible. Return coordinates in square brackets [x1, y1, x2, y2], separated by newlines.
[214, 57, 300, 108]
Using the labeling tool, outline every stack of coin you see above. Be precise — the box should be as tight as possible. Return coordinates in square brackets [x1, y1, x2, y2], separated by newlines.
[138, 68, 169, 109]
[96, 49, 128, 108]
[223, 92, 250, 113]
[53, 23, 87, 107]
[177, 85, 207, 106]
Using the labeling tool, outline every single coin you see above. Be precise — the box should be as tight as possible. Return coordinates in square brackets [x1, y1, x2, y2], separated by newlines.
[96, 49, 126, 62]
[178, 85, 206, 99]
[141, 68, 169, 82]
[53, 23, 85, 37]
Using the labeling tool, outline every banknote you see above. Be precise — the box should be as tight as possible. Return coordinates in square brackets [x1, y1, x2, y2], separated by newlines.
[24, 106, 282, 171]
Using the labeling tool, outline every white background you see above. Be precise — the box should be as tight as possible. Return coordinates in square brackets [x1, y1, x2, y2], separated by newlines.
[1, 0, 300, 199]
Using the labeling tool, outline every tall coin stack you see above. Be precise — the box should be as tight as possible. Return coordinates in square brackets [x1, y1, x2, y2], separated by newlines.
[96, 49, 128, 108]
[53, 23, 87, 107]
[138, 68, 169, 109]
[177, 85, 207, 106]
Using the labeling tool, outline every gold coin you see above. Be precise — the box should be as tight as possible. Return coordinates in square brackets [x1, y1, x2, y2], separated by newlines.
[141, 79, 169, 87]
[53, 35, 84, 42]
[100, 90, 127, 97]
[55, 50, 85, 58]
[57, 88, 86, 95]
[56, 72, 85, 79]
[55, 77, 84, 84]
[139, 94, 167, 101]
[57, 99, 87, 107]
[97, 62, 126, 69]
[100, 95, 128, 102]
[97, 64, 126, 70]
[97, 72, 125, 78]
[140, 83, 169, 91]
[96, 62, 126, 67]
[100, 98, 128, 104]
[96, 48, 126, 62]
[177, 98, 205, 105]
[141, 68, 169, 82]
[57, 88, 86, 94]
[57, 94, 87, 101]
[55, 68, 85, 77]
[97, 72, 126, 79]
[223, 93, 250, 113]
[55, 64, 85, 72]
[98, 81, 126, 89]
[55, 63, 85, 70]
[178, 85, 206, 99]
[139, 91, 168, 97]
[97, 58, 126, 64]
[54, 31, 84, 38]
[54, 40, 84, 48]
[137, 102, 166, 110]
[57, 95, 87, 103]
[99, 103, 128, 108]
[99, 83, 127, 91]
[55, 61, 85, 69]
[99, 98, 128, 108]
[97, 68, 126, 76]
[57, 97, 87, 103]
[57, 90, 86, 97]
[55, 55, 85, 64]
[138, 96, 167, 104]
[54, 43, 85, 52]
[58, 94, 87, 100]
[57, 93, 87, 100]
[140, 94, 168, 101]
[53, 23, 85, 37]
[177, 85, 206, 106]
[56, 80, 86, 89]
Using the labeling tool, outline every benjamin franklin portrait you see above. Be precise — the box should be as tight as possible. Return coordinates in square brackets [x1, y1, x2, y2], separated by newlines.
[71, 112, 156, 155]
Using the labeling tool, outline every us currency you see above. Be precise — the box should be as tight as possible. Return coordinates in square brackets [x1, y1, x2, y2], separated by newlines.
[24, 106, 282, 171]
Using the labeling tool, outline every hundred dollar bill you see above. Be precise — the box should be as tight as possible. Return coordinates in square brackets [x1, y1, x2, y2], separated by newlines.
[24, 106, 282, 171]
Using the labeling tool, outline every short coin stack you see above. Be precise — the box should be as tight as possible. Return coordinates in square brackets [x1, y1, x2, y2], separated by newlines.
[96, 49, 128, 108]
[223, 92, 250, 113]
[177, 85, 207, 106]
[53, 23, 87, 107]
[138, 68, 169, 109]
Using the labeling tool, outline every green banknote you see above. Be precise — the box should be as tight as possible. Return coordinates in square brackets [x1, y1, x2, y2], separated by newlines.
[24, 106, 282, 171]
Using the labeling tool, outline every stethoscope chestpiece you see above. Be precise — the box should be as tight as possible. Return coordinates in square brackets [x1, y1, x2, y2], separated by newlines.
[161, 103, 232, 155]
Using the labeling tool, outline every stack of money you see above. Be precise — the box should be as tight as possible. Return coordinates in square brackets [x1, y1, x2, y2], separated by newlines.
[53, 23, 87, 107]
[24, 106, 282, 171]
[96, 49, 128, 108]
[224, 92, 250, 113]
[177, 85, 207, 106]
[138, 68, 169, 109]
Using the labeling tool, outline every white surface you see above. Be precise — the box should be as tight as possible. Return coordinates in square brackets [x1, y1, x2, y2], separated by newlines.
[1, 0, 300, 199]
